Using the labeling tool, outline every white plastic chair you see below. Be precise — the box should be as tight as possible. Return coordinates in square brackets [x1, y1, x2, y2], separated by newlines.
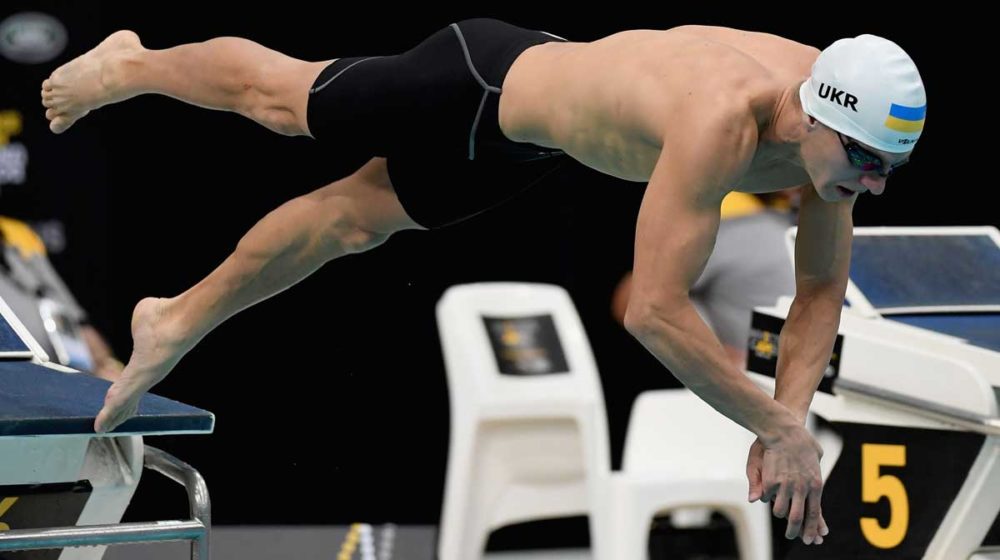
[436, 283, 611, 560]
[603, 389, 772, 560]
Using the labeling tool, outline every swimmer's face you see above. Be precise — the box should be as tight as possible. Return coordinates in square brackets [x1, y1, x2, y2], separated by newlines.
[802, 121, 912, 202]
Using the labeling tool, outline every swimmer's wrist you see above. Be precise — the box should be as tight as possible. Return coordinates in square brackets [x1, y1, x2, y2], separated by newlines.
[773, 382, 815, 423]
[777, 397, 811, 424]
[757, 405, 803, 447]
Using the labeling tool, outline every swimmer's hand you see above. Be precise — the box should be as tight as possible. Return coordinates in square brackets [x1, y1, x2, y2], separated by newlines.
[747, 429, 829, 545]
[95, 297, 190, 433]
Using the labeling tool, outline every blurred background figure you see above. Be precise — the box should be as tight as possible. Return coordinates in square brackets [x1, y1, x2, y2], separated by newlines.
[0, 212, 123, 380]
[612, 189, 801, 369]
[1, 9, 120, 380]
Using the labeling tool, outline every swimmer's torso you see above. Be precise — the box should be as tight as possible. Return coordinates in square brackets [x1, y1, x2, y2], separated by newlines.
[498, 25, 820, 190]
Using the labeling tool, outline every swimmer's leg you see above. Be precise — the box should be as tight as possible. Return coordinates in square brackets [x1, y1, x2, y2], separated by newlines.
[95, 157, 423, 433]
[42, 30, 329, 136]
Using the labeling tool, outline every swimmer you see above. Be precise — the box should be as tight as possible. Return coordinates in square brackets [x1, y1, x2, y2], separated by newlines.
[42, 19, 925, 545]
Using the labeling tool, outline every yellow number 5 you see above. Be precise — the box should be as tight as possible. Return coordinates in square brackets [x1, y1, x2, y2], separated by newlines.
[0, 497, 18, 531]
[861, 444, 908, 548]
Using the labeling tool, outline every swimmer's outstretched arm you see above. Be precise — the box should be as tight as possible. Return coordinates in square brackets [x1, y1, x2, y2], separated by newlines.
[741, 185, 852, 547]
[94, 182, 387, 433]
[771, 184, 854, 423]
[624, 110, 828, 546]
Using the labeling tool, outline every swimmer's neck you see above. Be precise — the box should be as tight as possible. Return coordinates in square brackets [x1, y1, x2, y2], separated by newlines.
[755, 81, 808, 168]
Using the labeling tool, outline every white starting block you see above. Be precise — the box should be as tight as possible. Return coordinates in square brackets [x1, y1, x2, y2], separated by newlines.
[746, 226, 1000, 559]
[0, 296, 215, 559]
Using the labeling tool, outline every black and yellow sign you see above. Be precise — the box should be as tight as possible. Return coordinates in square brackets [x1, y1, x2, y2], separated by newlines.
[0, 481, 92, 560]
[773, 423, 985, 559]
[482, 315, 569, 376]
[746, 311, 843, 394]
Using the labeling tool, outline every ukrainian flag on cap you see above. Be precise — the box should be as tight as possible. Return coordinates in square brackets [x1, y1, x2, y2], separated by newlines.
[885, 103, 926, 133]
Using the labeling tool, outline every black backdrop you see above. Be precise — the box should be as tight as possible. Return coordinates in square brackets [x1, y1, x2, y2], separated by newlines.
[1, 0, 994, 535]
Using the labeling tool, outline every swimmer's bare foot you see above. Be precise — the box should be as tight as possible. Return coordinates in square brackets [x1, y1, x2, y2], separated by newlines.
[41, 30, 143, 134]
[95, 296, 192, 433]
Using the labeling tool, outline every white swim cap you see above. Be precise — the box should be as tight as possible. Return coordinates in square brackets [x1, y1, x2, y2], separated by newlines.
[799, 34, 926, 153]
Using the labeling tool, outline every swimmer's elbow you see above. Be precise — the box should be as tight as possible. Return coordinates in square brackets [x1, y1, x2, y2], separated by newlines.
[623, 297, 684, 340]
[622, 304, 643, 336]
[623, 312, 653, 341]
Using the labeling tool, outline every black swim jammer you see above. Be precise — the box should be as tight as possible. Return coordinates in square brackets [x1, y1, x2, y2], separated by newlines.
[306, 18, 570, 228]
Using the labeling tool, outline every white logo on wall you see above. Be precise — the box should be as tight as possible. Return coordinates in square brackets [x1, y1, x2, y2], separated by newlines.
[32, 220, 66, 255]
[0, 12, 68, 64]
[0, 143, 28, 187]
[0, 110, 28, 188]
